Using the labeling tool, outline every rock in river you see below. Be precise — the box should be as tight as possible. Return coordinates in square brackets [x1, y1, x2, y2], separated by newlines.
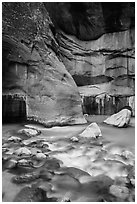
[79, 122, 102, 138]
[8, 136, 22, 142]
[12, 172, 40, 184]
[15, 147, 31, 156]
[104, 108, 131, 128]
[18, 128, 41, 137]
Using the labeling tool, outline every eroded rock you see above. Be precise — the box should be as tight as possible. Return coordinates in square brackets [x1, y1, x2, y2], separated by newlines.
[35, 153, 47, 160]
[104, 108, 132, 127]
[70, 136, 79, 142]
[79, 122, 102, 138]
[18, 128, 41, 137]
[15, 147, 31, 156]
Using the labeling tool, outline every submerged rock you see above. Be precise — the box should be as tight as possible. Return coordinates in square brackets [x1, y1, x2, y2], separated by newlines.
[13, 186, 56, 202]
[79, 122, 102, 138]
[35, 153, 47, 160]
[4, 159, 17, 169]
[109, 185, 129, 200]
[104, 108, 131, 127]
[12, 172, 40, 184]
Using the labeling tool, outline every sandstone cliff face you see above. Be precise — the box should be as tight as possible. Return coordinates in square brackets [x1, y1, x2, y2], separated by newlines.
[45, 2, 134, 41]
[56, 30, 135, 115]
[56, 30, 135, 87]
[2, 2, 135, 122]
[2, 2, 86, 125]
[46, 2, 135, 115]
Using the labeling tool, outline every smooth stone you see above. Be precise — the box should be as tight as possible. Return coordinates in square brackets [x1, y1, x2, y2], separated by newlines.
[18, 128, 41, 137]
[79, 122, 102, 138]
[15, 147, 31, 156]
[104, 109, 131, 128]
[70, 136, 79, 142]
[35, 153, 47, 160]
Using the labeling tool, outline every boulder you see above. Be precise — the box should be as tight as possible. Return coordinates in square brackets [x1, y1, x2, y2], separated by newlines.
[18, 128, 41, 137]
[15, 147, 31, 156]
[70, 136, 79, 142]
[35, 153, 47, 160]
[79, 122, 102, 138]
[104, 108, 131, 127]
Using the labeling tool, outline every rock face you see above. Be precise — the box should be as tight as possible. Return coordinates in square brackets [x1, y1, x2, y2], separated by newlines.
[45, 2, 134, 41]
[46, 3, 135, 116]
[56, 30, 135, 88]
[2, 2, 86, 125]
[2, 2, 135, 122]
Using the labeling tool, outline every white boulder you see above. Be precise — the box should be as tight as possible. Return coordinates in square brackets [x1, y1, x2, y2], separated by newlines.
[104, 109, 131, 128]
[79, 122, 102, 138]
[18, 128, 41, 137]
[35, 153, 47, 159]
[15, 147, 31, 156]
[70, 136, 79, 142]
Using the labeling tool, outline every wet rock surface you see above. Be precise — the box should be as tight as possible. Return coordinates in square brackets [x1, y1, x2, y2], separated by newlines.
[2, 119, 135, 202]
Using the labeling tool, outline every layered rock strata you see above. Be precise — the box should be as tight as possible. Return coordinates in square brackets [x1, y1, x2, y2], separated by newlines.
[2, 2, 86, 125]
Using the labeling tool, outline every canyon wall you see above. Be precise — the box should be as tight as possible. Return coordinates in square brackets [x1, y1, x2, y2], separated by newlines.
[2, 2, 135, 123]
[2, 2, 86, 125]
[46, 2, 135, 115]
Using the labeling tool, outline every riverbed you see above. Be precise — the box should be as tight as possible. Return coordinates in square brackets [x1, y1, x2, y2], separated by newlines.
[2, 115, 135, 202]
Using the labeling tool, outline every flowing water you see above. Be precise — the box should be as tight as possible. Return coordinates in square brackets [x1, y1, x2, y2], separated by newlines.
[2, 116, 135, 202]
